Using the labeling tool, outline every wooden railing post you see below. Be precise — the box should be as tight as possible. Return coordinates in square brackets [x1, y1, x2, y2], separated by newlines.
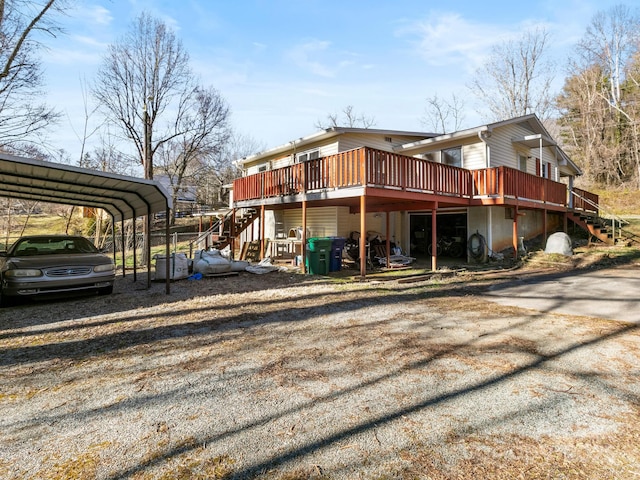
[360, 148, 367, 186]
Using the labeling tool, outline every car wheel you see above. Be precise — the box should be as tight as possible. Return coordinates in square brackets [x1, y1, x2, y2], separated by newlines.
[99, 285, 114, 295]
[0, 291, 14, 308]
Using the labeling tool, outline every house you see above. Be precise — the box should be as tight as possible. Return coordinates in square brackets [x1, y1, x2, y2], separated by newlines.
[227, 114, 599, 276]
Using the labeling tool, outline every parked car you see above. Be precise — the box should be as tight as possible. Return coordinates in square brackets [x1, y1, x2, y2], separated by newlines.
[0, 235, 115, 307]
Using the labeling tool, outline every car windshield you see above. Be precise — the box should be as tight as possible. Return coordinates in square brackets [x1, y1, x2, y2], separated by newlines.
[10, 237, 99, 256]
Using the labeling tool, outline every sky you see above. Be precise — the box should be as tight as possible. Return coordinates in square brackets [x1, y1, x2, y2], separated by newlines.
[39, 0, 629, 164]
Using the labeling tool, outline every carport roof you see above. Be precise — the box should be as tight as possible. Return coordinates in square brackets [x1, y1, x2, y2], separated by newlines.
[0, 152, 172, 222]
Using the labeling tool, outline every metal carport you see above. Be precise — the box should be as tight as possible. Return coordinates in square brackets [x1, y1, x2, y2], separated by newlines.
[0, 152, 174, 294]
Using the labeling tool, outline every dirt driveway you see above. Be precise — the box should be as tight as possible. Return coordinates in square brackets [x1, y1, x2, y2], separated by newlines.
[1, 256, 639, 479]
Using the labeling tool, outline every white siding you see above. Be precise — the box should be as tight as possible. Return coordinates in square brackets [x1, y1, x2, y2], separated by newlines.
[338, 133, 425, 153]
[337, 206, 352, 237]
[284, 207, 338, 238]
[271, 154, 294, 170]
[487, 123, 560, 177]
[243, 139, 342, 175]
[463, 142, 486, 170]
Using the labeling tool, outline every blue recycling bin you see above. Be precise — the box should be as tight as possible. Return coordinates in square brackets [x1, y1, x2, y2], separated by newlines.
[329, 236, 346, 272]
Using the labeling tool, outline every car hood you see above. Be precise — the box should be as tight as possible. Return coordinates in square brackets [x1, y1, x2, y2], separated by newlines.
[4, 253, 114, 270]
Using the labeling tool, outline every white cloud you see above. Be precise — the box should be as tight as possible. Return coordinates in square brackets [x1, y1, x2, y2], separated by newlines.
[286, 40, 336, 78]
[74, 5, 114, 26]
[398, 12, 516, 71]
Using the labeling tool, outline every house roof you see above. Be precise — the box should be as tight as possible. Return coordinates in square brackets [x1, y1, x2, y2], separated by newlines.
[239, 127, 438, 165]
[394, 114, 582, 176]
[0, 152, 172, 222]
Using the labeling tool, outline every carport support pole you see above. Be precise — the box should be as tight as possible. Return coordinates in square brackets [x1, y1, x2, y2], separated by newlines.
[302, 199, 307, 274]
[165, 204, 170, 294]
[146, 213, 152, 289]
[360, 195, 367, 279]
[132, 217, 137, 282]
[120, 219, 126, 278]
[431, 206, 437, 272]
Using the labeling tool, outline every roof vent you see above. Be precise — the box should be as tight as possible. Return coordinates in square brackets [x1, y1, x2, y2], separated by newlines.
[384, 136, 392, 143]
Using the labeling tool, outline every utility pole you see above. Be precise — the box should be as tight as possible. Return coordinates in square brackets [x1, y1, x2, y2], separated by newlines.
[143, 98, 153, 180]
[142, 97, 153, 270]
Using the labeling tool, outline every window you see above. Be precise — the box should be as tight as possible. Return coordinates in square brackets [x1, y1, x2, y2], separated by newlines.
[297, 149, 319, 162]
[518, 155, 528, 172]
[541, 161, 551, 179]
[423, 151, 440, 162]
[535, 158, 552, 179]
[442, 147, 462, 167]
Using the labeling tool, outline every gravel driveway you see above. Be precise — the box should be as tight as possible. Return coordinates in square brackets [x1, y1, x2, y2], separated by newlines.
[1, 262, 639, 479]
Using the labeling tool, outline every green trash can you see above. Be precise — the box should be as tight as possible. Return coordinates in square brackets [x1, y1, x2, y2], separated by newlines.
[305, 237, 332, 274]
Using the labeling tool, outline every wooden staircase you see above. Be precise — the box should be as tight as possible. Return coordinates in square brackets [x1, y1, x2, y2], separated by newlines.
[570, 211, 640, 246]
[189, 208, 259, 254]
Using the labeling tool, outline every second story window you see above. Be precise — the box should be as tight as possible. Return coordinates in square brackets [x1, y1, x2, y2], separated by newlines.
[297, 149, 319, 162]
[442, 147, 462, 168]
[518, 155, 528, 172]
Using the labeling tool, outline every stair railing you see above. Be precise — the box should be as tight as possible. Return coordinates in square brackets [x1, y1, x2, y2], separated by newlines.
[570, 190, 629, 242]
[187, 214, 230, 257]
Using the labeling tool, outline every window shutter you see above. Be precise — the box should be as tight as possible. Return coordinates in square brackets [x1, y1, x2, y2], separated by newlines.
[535, 158, 541, 176]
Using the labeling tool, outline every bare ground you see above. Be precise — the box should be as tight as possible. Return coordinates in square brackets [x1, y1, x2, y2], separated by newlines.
[1, 248, 640, 479]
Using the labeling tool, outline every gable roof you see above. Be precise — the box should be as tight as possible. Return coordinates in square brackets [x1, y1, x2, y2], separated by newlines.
[395, 114, 582, 176]
[240, 127, 437, 165]
[0, 152, 172, 222]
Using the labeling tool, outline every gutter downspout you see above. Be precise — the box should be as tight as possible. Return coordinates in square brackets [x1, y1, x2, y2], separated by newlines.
[478, 128, 493, 254]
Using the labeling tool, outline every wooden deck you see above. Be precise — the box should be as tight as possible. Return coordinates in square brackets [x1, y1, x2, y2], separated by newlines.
[233, 147, 598, 215]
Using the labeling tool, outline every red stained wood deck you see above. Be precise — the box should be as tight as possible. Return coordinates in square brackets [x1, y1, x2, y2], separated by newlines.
[233, 147, 597, 214]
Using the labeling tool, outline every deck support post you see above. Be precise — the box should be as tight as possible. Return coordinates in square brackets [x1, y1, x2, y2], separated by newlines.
[360, 195, 367, 279]
[431, 205, 437, 272]
[513, 206, 519, 259]
[563, 212, 568, 233]
[302, 199, 307, 274]
[543, 208, 548, 247]
[385, 211, 390, 269]
[259, 204, 265, 259]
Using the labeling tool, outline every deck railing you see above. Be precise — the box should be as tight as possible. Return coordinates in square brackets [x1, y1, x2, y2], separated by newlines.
[233, 147, 595, 209]
[473, 167, 568, 205]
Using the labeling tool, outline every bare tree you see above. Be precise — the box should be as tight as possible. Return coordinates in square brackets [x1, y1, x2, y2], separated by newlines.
[93, 12, 194, 180]
[192, 132, 263, 209]
[93, 12, 235, 261]
[421, 93, 465, 133]
[558, 5, 640, 188]
[469, 27, 555, 122]
[315, 105, 376, 129]
[152, 87, 231, 224]
[0, 0, 63, 147]
[577, 4, 639, 110]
